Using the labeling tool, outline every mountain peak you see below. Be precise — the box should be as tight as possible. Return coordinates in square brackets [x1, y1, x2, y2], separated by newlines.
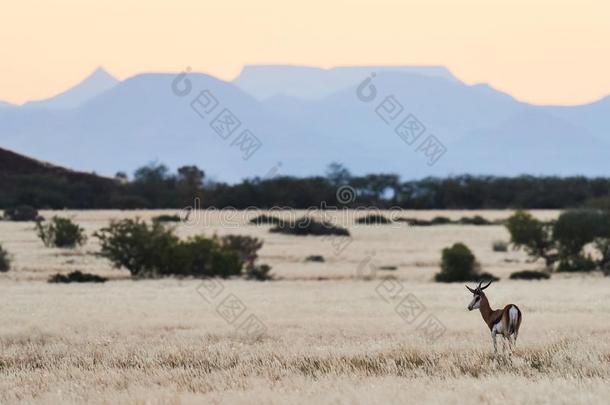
[22, 66, 119, 110]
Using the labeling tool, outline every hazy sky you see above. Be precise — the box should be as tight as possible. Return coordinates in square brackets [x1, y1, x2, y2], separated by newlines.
[1, 0, 608, 105]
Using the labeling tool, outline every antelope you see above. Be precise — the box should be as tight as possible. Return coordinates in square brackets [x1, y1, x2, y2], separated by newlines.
[466, 280, 522, 353]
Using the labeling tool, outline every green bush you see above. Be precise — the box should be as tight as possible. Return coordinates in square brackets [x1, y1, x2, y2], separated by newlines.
[3, 205, 40, 221]
[430, 216, 452, 225]
[249, 215, 283, 225]
[94, 218, 251, 278]
[152, 214, 181, 223]
[36, 217, 87, 248]
[505, 210, 556, 268]
[245, 264, 273, 281]
[270, 217, 350, 236]
[305, 255, 325, 262]
[355, 214, 391, 225]
[48, 271, 107, 283]
[396, 218, 433, 226]
[95, 219, 177, 277]
[0, 244, 10, 272]
[219, 235, 263, 270]
[492, 240, 509, 252]
[435, 243, 490, 282]
[174, 236, 242, 278]
[459, 215, 491, 225]
[553, 210, 610, 258]
[509, 270, 550, 280]
[556, 254, 597, 273]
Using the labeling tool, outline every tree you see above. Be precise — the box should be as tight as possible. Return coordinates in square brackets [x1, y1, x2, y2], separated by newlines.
[505, 210, 557, 268]
[325, 162, 351, 186]
[177, 165, 205, 189]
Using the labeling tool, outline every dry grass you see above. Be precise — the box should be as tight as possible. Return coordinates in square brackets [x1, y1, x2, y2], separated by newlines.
[1, 210, 609, 404]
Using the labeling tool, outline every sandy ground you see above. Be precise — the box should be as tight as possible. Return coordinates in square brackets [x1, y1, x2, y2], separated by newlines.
[1, 210, 609, 404]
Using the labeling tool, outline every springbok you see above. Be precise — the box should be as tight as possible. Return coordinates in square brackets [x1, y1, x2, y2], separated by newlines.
[466, 280, 522, 353]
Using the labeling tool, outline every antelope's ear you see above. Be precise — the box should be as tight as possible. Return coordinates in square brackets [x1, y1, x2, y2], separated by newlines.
[465, 285, 476, 293]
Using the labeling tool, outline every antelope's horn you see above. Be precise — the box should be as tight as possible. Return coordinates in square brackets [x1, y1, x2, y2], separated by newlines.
[480, 280, 492, 290]
[465, 285, 476, 293]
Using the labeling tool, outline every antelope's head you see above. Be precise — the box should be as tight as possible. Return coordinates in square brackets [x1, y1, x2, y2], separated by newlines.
[466, 280, 492, 311]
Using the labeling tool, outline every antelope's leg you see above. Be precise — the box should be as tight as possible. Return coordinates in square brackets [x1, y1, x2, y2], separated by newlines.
[492, 331, 497, 353]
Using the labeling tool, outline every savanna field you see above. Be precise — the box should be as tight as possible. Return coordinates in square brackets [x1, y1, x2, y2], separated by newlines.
[1, 210, 609, 404]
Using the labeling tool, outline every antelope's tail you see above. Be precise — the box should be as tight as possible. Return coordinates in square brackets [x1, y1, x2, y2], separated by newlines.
[508, 306, 519, 335]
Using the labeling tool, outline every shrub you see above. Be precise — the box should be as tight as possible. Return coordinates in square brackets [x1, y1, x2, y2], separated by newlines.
[305, 255, 325, 262]
[3, 205, 40, 221]
[95, 219, 178, 277]
[245, 264, 273, 281]
[509, 270, 550, 280]
[553, 210, 610, 258]
[219, 235, 263, 270]
[355, 214, 391, 225]
[94, 218, 246, 278]
[505, 210, 556, 268]
[36, 217, 87, 248]
[435, 243, 491, 282]
[270, 217, 350, 236]
[175, 236, 242, 278]
[0, 244, 10, 272]
[378, 265, 397, 271]
[492, 240, 509, 252]
[48, 271, 107, 283]
[430, 216, 452, 225]
[459, 215, 491, 225]
[396, 218, 432, 226]
[556, 254, 597, 273]
[152, 214, 181, 223]
[249, 215, 283, 225]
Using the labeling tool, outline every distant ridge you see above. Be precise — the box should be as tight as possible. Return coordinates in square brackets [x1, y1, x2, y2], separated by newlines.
[22, 67, 119, 110]
[0, 146, 112, 181]
[233, 64, 459, 100]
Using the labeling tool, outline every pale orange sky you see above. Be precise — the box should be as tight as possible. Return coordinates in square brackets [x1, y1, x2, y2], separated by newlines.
[1, 0, 608, 105]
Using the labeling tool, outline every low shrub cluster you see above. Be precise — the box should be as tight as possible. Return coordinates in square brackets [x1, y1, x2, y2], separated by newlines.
[0, 244, 10, 272]
[245, 264, 273, 281]
[152, 214, 181, 223]
[36, 217, 87, 248]
[48, 271, 107, 283]
[249, 215, 283, 225]
[397, 216, 494, 226]
[270, 217, 350, 236]
[435, 242, 497, 282]
[3, 205, 41, 221]
[94, 218, 265, 278]
[458, 215, 492, 225]
[492, 240, 509, 252]
[509, 270, 550, 280]
[355, 214, 392, 225]
[305, 255, 325, 262]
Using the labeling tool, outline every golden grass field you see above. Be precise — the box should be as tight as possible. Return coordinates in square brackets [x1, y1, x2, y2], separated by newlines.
[1, 210, 609, 404]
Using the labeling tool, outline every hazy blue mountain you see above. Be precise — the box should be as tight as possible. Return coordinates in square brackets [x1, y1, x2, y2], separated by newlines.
[0, 66, 608, 181]
[233, 65, 459, 100]
[22, 67, 119, 110]
[542, 96, 610, 143]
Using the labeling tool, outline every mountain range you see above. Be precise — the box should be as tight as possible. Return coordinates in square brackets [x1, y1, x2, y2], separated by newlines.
[0, 65, 608, 182]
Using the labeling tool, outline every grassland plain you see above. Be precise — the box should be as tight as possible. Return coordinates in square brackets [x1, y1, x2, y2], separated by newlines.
[1, 210, 609, 404]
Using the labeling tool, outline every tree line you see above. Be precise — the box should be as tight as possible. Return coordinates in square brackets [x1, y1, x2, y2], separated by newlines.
[3, 161, 610, 209]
